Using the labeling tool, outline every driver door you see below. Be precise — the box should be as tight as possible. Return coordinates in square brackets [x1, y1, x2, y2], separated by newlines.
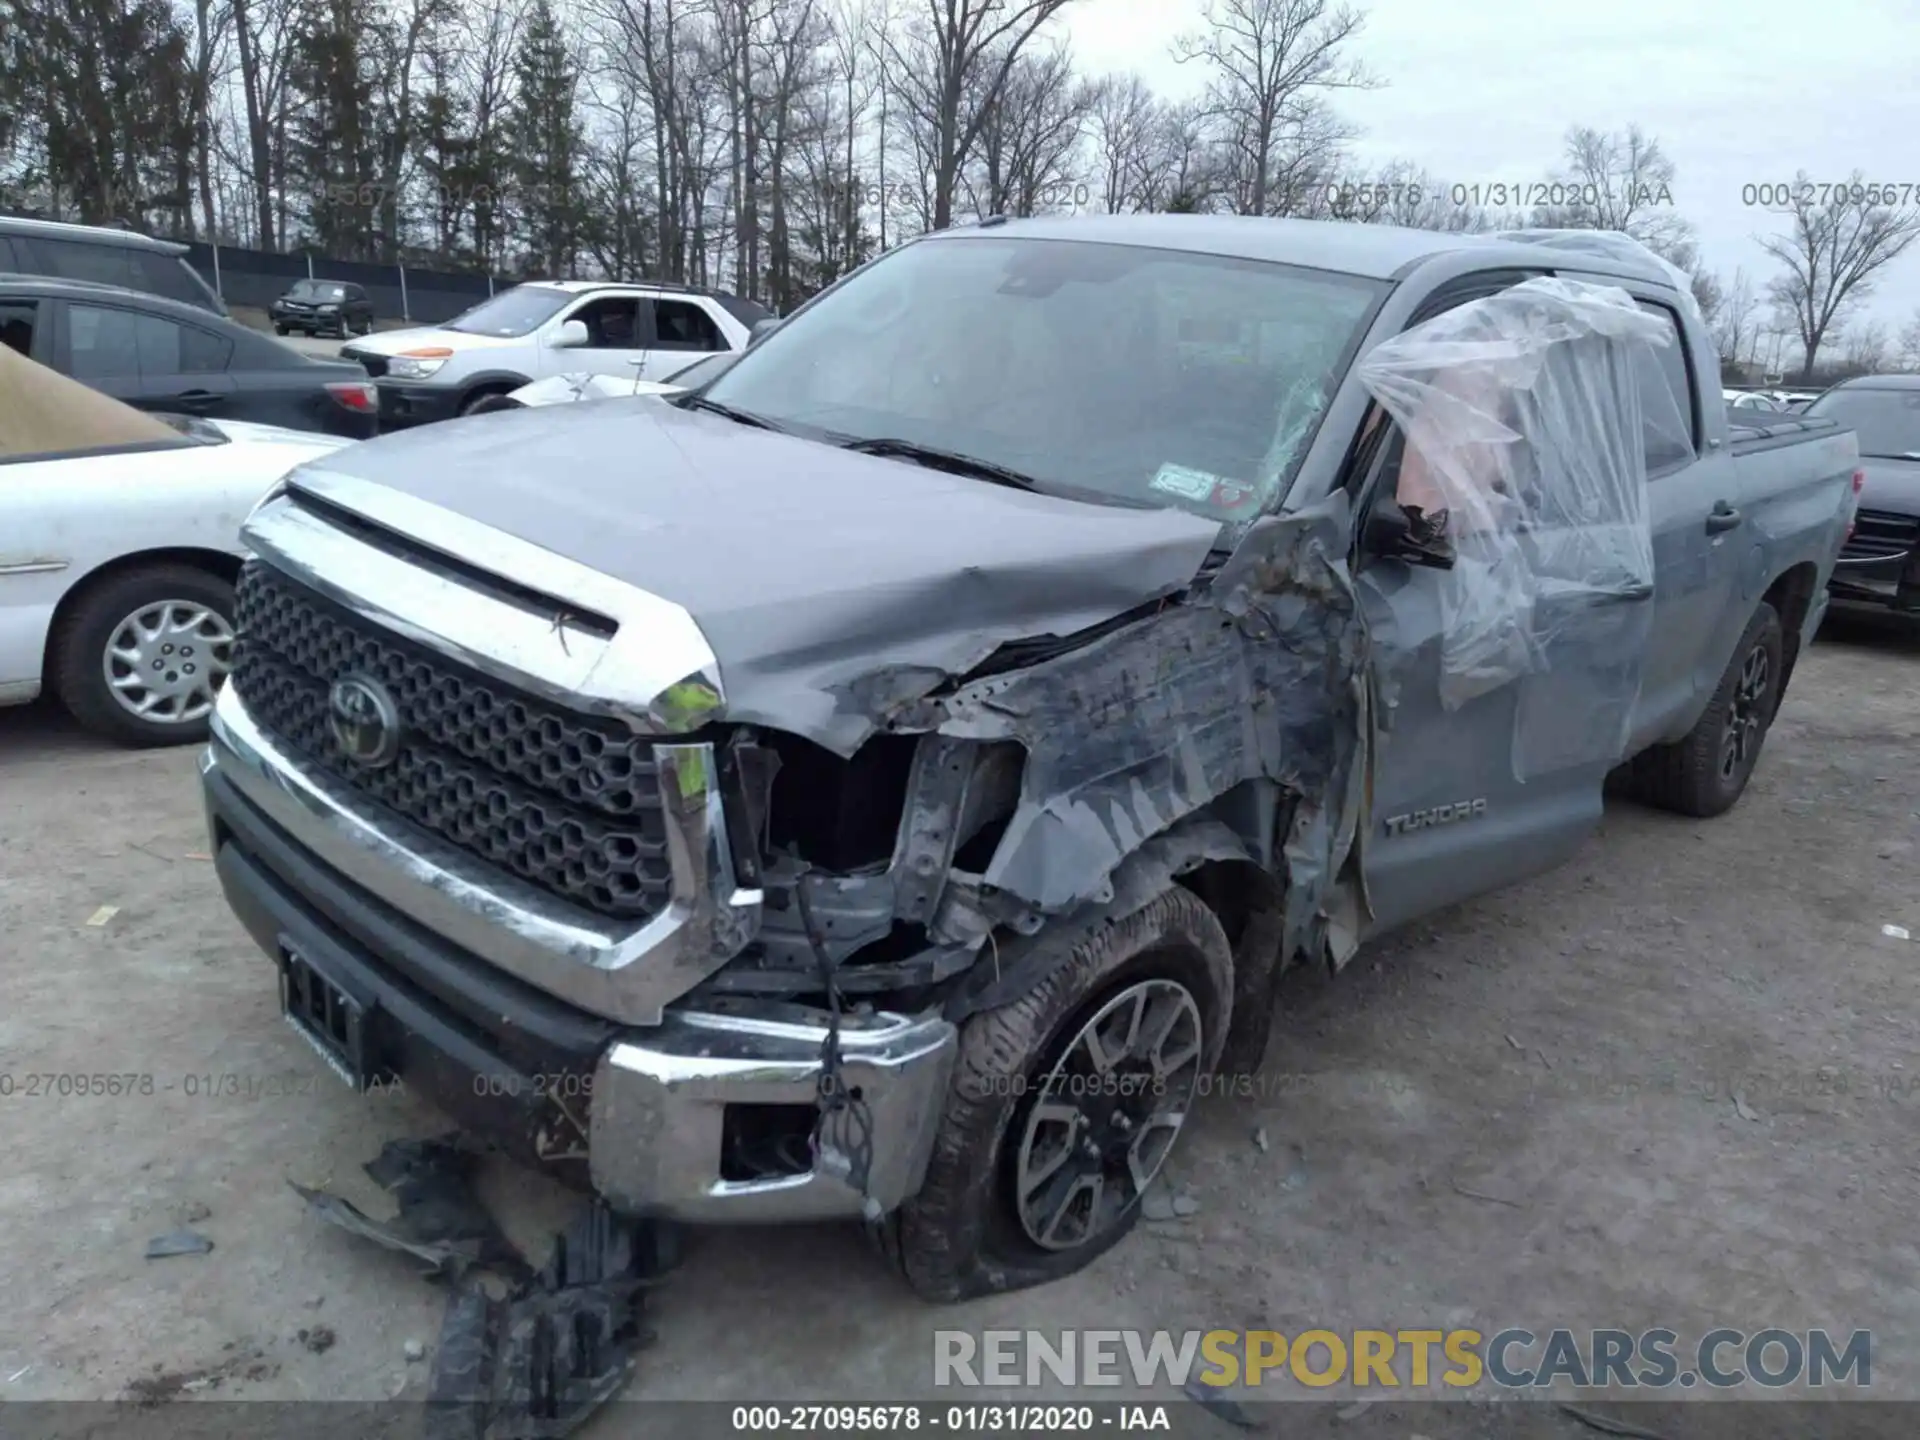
[1353, 277, 1654, 938]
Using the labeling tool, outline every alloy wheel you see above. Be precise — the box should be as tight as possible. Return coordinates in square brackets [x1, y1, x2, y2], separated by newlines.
[102, 600, 234, 725]
[1719, 641, 1771, 781]
[1012, 978, 1205, 1251]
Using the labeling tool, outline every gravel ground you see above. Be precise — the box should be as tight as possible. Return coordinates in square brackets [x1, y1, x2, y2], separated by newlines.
[1, 611, 1916, 1437]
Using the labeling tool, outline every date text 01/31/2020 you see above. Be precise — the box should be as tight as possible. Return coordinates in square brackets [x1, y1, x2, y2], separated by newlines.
[730, 1404, 1172, 1432]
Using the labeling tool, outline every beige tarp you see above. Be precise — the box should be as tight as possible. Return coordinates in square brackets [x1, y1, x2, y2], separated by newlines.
[0, 340, 178, 459]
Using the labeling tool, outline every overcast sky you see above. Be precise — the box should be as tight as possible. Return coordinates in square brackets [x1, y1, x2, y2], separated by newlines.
[1063, 0, 1920, 352]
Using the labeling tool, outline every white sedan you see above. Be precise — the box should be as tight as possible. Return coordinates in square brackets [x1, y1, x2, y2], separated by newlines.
[0, 345, 353, 745]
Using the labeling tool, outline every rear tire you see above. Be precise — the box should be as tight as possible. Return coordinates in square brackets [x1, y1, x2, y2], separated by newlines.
[1623, 602, 1783, 818]
[51, 565, 236, 748]
[879, 885, 1233, 1302]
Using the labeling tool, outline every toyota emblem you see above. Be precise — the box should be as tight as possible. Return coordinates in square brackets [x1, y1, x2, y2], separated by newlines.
[328, 674, 402, 768]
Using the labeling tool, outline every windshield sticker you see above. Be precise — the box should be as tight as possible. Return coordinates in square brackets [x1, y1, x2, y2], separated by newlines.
[1208, 479, 1257, 510]
[1151, 463, 1232, 501]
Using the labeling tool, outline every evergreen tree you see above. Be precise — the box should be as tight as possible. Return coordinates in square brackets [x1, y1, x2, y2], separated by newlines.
[507, 0, 585, 277]
[285, 0, 383, 258]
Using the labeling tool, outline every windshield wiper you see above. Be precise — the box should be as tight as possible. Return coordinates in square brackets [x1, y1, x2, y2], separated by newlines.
[837, 436, 1041, 492]
[681, 395, 784, 431]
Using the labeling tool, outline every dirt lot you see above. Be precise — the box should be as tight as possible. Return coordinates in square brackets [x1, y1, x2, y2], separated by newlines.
[2, 612, 1917, 1435]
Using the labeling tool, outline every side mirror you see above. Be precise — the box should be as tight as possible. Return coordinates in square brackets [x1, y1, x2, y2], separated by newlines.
[1364, 501, 1456, 570]
[550, 319, 590, 349]
[748, 316, 783, 346]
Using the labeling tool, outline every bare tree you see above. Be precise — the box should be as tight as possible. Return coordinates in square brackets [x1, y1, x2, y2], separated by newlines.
[1759, 169, 1920, 376]
[227, 0, 301, 246]
[1839, 319, 1891, 376]
[1712, 267, 1762, 367]
[1171, 0, 1373, 218]
[1899, 312, 1920, 372]
[965, 44, 1089, 218]
[880, 0, 1078, 231]
[1534, 124, 1687, 250]
[1088, 72, 1158, 214]
[182, 0, 235, 241]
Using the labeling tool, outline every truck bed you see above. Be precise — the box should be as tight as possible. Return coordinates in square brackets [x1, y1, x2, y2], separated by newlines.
[1725, 411, 1847, 456]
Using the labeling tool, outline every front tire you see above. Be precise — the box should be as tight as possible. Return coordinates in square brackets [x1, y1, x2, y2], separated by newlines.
[273, 323, 288, 335]
[50, 565, 236, 748]
[880, 885, 1233, 1302]
[459, 388, 514, 417]
[1624, 602, 1784, 817]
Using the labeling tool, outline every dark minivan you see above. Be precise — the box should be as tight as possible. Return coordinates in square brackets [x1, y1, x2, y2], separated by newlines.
[0, 215, 226, 316]
[270, 279, 375, 337]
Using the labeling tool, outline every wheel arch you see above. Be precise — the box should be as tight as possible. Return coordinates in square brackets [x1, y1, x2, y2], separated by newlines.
[1760, 561, 1819, 698]
[455, 371, 534, 409]
[43, 547, 243, 685]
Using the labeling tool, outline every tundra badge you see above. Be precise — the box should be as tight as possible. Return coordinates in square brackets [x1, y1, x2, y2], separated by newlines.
[1384, 798, 1488, 836]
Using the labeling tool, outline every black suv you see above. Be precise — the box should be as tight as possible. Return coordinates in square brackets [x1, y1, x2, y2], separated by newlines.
[271, 279, 375, 337]
[0, 215, 226, 316]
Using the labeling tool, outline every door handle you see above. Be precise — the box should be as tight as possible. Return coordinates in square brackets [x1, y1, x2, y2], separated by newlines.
[172, 389, 222, 412]
[1705, 502, 1743, 534]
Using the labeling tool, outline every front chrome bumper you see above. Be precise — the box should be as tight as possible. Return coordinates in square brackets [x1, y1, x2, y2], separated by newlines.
[204, 699, 960, 1223]
[591, 1002, 958, 1223]
[206, 685, 760, 1025]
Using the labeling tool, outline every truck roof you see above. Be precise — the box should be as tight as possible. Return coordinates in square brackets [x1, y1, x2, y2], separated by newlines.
[935, 214, 1678, 289]
[1829, 374, 1920, 391]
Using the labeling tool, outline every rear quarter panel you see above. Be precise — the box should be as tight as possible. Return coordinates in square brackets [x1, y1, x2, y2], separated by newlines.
[1728, 422, 1858, 646]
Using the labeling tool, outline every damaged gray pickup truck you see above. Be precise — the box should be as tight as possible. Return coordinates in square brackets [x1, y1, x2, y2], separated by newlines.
[202, 217, 1859, 1302]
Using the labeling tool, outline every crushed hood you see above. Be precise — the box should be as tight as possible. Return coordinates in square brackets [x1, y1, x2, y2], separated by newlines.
[295, 399, 1223, 750]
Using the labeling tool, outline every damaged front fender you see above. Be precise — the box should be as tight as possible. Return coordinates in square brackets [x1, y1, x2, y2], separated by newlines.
[894, 495, 1372, 980]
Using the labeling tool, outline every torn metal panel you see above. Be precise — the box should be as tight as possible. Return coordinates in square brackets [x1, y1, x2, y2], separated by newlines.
[903, 496, 1371, 970]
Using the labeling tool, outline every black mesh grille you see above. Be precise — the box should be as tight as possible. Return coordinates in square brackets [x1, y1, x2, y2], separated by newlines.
[230, 561, 673, 921]
[1843, 508, 1920, 561]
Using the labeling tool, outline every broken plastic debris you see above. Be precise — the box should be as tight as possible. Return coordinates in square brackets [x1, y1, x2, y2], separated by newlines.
[294, 1134, 678, 1440]
[289, 1135, 526, 1282]
[144, 1229, 214, 1259]
[7, 1365, 31, 1384]
[425, 1200, 675, 1440]
[85, 905, 119, 927]
[1882, 924, 1911, 941]
[1732, 1090, 1760, 1123]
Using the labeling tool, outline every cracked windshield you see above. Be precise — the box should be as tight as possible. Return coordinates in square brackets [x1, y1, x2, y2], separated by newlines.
[703, 235, 1383, 520]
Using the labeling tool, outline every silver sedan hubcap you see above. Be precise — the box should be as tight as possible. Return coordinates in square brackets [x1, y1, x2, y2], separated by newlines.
[1014, 978, 1205, 1251]
[103, 600, 234, 724]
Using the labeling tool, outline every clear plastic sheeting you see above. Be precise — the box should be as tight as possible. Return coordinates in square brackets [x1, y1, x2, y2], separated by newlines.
[1355, 276, 1679, 772]
[1496, 228, 1705, 326]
